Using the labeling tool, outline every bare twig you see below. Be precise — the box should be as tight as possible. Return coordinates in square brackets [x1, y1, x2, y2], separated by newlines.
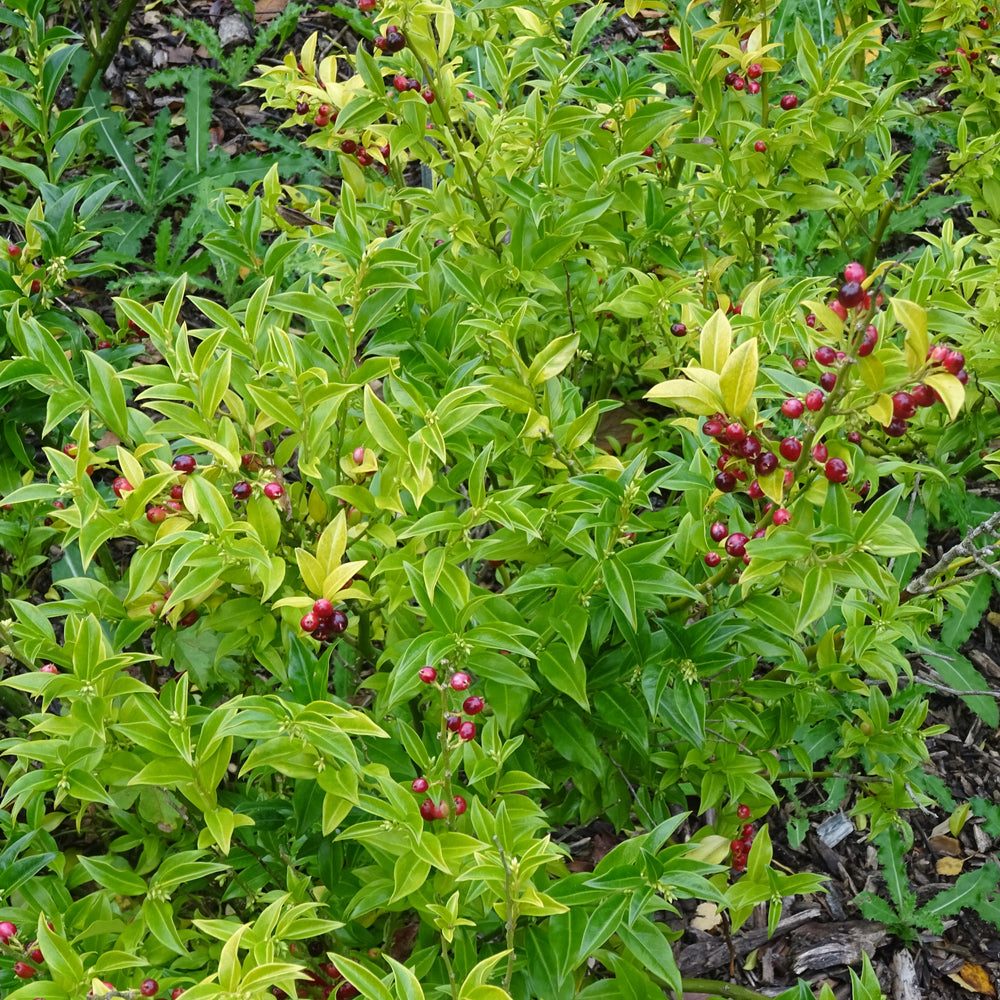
[902, 509, 1000, 600]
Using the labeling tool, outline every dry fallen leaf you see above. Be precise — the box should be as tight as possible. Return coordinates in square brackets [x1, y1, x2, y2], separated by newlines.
[691, 902, 722, 932]
[928, 833, 962, 856]
[947, 962, 996, 995]
[255, 0, 289, 21]
[936, 856, 965, 876]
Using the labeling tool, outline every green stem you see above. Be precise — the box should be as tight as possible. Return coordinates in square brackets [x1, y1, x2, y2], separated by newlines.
[679, 977, 777, 1000]
[440, 935, 459, 1000]
[71, 0, 141, 110]
[493, 836, 518, 992]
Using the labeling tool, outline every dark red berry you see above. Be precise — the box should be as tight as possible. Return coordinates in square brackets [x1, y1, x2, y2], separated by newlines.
[753, 140, 766, 152]
[819, 372, 837, 391]
[462, 695, 485, 715]
[340, 139, 358, 155]
[704, 551, 722, 567]
[709, 521, 728, 542]
[421, 88, 434, 103]
[171, 990, 185, 999]
[736, 804, 751, 819]
[418, 666, 437, 683]
[232, 481, 252, 500]
[172, 454, 196, 474]
[0, 922, 17, 943]
[943, 349, 965, 374]
[847, 431, 862, 444]
[670, 322, 687, 336]
[458, 721, 476, 741]
[956, 369, 969, 385]
[453, 794, 467, 815]
[449, 671, 471, 691]
[146, 506, 167, 524]
[419, 798, 436, 820]
[779, 437, 802, 462]
[141, 980, 159, 997]
[13, 962, 35, 978]
[772, 508, 791, 525]
[837, 281, 864, 308]
[747, 480, 764, 500]
[263, 481, 284, 499]
[295, 100, 309, 115]
[446, 714, 462, 732]
[883, 417, 908, 437]
[373, 34, 387, 50]
[779, 93, 798, 110]
[313, 598, 334, 618]
[755, 452, 779, 476]
[703, 419, 725, 438]
[725, 422, 746, 444]
[892, 391, 917, 419]
[411, 777, 429, 793]
[844, 261, 866, 283]
[385, 28, 406, 51]
[814, 345, 837, 366]
[811, 443, 828, 463]
[782, 398, 804, 418]
[329, 609, 348, 633]
[725, 533, 749, 558]
[825, 458, 849, 483]
[112, 476, 133, 498]
[858, 330, 877, 357]
[714, 470, 737, 493]
[805, 389, 825, 411]
[178, 609, 199, 628]
[911, 383, 936, 407]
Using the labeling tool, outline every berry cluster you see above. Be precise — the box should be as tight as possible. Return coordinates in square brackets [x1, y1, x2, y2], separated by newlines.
[730, 804, 755, 873]
[281, 962, 360, 1000]
[301, 599, 349, 641]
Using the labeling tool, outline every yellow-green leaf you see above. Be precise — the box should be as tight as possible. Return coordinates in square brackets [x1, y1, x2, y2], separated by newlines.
[867, 395, 893, 425]
[758, 467, 784, 506]
[527, 333, 579, 386]
[295, 549, 326, 595]
[644, 378, 723, 416]
[924, 372, 965, 421]
[316, 512, 348, 574]
[856, 354, 885, 392]
[323, 560, 368, 600]
[802, 299, 844, 339]
[719, 337, 758, 417]
[891, 298, 929, 373]
[699, 309, 732, 373]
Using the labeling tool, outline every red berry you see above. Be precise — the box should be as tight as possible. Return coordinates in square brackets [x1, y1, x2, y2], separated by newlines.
[178, 609, 199, 628]
[709, 521, 728, 542]
[263, 482, 284, 499]
[418, 666, 437, 683]
[779, 93, 798, 110]
[419, 798, 436, 820]
[911, 383, 936, 407]
[742, 823, 755, 838]
[811, 443, 828, 463]
[837, 281, 864, 308]
[670, 322, 687, 336]
[141, 980, 159, 997]
[8, 243, 20, 256]
[943, 349, 965, 374]
[843, 261, 866, 283]
[0, 921, 17, 942]
[340, 139, 357, 154]
[411, 777, 429, 793]
[458, 721, 476, 741]
[858, 329, 877, 357]
[730, 839, 744, 852]
[172, 454, 196, 473]
[731, 76, 745, 91]
[724, 533, 748, 558]
[805, 389, 825, 411]
[792, 356, 809, 370]
[747, 479, 764, 500]
[956, 368, 969, 385]
[392, 74, 409, 93]
[463, 695, 485, 715]
[772, 508, 791, 525]
[779, 437, 802, 462]
[232, 481, 252, 500]
[747, 80, 761, 94]
[446, 714, 462, 732]
[747, 63, 763, 79]
[819, 372, 837, 391]
[714, 470, 737, 493]
[336, 984, 360, 1000]
[847, 431, 862, 444]
[892, 391, 917, 419]
[421, 88, 435, 103]
[358, 0, 376, 9]
[739, 436, 762, 461]
[13, 962, 35, 978]
[112, 476, 133, 498]
[329, 609, 348, 633]
[702, 418, 725, 438]
[782, 398, 804, 419]
[30, 278, 41, 294]
[814, 345, 837, 366]
[449, 671, 471, 691]
[883, 417, 908, 437]
[373, 34, 387, 49]
[40, 663, 58, 674]
[453, 794, 467, 815]
[829, 299, 848, 321]
[169, 484, 184, 500]
[301, 612, 318, 632]
[312, 598, 334, 618]
[825, 458, 849, 483]
[704, 551, 722, 567]
[725, 422, 746, 443]
[753, 140, 766, 152]
[736, 804, 751, 819]
[146, 506, 167, 524]
[171, 990, 185, 999]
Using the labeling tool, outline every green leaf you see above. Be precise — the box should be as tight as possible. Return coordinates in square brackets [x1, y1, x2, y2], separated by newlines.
[699, 309, 732, 373]
[85, 351, 130, 440]
[325, 954, 394, 1000]
[603, 556, 636, 628]
[795, 565, 834, 632]
[719, 337, 758, 418]
[538, 643, 589, 709]
[527, 333, 579, 386]
[363, 385, 410, 457]
[616, 917, 682, 997]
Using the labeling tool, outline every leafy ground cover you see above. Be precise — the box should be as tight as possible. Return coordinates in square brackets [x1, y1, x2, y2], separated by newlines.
[2, 0, 1000, 998]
